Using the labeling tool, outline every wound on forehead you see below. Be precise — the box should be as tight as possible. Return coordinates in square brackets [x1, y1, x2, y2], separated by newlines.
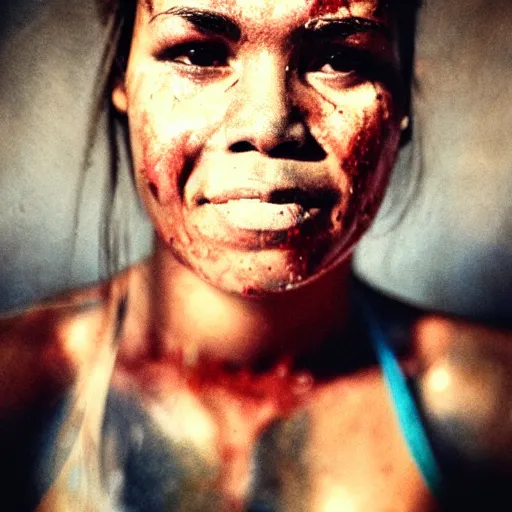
[303, 16, 391, 40]
[309, 0, 350, 17]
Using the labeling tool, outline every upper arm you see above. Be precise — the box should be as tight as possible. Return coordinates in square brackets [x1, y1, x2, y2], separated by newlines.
[0, 282, 115, 413]
[415, 317, 512, 506]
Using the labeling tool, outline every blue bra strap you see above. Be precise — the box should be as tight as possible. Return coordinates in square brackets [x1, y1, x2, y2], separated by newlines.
[358, 297, 443, 499]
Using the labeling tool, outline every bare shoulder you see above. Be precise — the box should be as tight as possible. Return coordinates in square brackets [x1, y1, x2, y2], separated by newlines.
[0, 264, 144, 413]
[415, 316, 512, 471]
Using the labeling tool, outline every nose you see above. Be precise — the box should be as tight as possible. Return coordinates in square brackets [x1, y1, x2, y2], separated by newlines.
[224, 53, 308, 157]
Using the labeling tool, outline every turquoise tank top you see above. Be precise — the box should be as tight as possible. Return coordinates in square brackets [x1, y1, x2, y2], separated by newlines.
[358, 294, 444, 500]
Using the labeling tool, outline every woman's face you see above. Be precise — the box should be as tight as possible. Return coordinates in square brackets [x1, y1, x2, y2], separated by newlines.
[114, 0, 404, 295]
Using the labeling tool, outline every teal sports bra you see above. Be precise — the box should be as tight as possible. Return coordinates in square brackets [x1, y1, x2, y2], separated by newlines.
[358, 294, 444, 500]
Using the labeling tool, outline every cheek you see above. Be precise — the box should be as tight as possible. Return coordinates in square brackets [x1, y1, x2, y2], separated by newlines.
[342, 96, 399, 233]
[127, 68, 228, 207]
[303, 83, 400, 228]
[135, 110, 189, 209]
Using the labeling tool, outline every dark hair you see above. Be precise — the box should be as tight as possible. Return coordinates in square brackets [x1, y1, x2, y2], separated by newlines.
[86, 0, 421, 276]
[76, 0, 137, 278]
[392, 0, 422, 142]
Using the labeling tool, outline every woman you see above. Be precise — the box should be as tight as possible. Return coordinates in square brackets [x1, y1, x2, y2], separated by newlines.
[1, 0, 511, 510]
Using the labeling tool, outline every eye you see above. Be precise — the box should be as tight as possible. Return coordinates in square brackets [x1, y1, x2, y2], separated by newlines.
[156, 42, 229, 68]
[303, 48, 368, 75]
[317, 51, 361, 74]
[301, 46, 373, 78]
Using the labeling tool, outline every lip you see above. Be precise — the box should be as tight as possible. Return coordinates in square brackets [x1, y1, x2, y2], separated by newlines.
[204, 199, 321, 231]
[199, 186, 339, 209]
[188, 187, 338, 250]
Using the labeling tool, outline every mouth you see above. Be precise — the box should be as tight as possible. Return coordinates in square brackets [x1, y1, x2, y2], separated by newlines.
[206, 199, 318, 231]
[197, 187, 338, 232]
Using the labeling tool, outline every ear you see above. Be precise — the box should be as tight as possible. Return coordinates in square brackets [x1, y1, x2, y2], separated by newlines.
[112, 79, 128, 114]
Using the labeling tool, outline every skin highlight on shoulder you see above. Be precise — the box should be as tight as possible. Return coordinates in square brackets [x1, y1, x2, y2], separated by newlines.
[0, 264, 139, 414]
[416, 317, 512, 470]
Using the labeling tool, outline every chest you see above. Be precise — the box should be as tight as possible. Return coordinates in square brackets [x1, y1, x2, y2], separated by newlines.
[98, 369, 437, 512]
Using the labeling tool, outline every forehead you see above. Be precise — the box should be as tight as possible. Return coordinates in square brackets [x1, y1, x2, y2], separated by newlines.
[146, 0, 388, 24]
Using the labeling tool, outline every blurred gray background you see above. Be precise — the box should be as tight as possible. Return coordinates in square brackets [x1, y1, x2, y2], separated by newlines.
[1, 0, 511, 323]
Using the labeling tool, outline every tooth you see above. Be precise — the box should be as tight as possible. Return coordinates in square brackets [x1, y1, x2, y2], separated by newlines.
[228, 198, 261, 204]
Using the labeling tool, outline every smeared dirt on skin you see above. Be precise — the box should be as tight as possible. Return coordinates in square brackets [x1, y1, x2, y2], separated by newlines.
[189, 358, 313, 505]
[233, 224, 332, 295]
[245, 412, 310, 512]
[120, 346, 314, 507]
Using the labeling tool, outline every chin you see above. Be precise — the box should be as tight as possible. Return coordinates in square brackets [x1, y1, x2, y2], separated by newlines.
[170, 232, 357, 298]
[152, 186, 378, 296]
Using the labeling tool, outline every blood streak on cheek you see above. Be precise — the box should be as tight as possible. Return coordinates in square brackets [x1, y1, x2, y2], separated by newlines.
[138, 112, 160, 188]
[137, 113, 185, 206]
[309, 0, 349, 17]
[341, 109, 388, 230]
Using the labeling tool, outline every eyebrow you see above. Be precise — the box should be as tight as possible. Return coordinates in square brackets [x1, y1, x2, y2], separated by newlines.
[148, 6, 242, 42]
[146, 5, 390, 44]
[303, 17, 392, 41]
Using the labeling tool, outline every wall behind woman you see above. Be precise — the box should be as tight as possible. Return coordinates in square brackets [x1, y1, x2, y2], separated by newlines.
[354, 0, 512, 323]
[0, 0, 511, 322]
[0, 0, 151, 312]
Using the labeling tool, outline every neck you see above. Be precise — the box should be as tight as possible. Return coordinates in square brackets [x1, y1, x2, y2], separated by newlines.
[143, 239, 352, 369]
